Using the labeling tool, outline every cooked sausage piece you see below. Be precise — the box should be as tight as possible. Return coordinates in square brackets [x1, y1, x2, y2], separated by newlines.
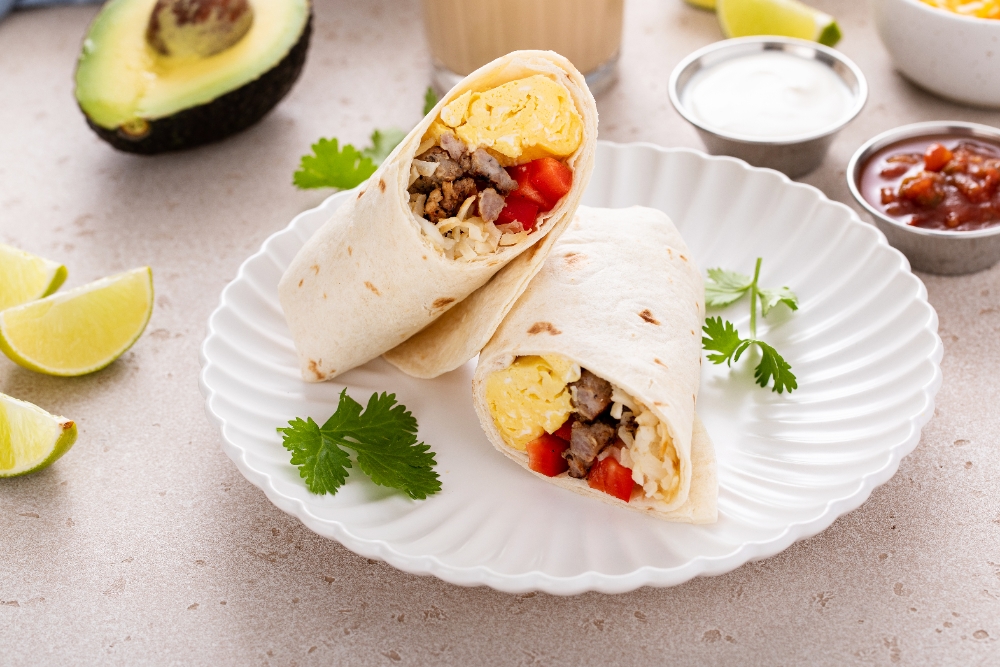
[565, 420, 616, 478]
[439, 132, 466, 161]
[441, 177, 477, 215]
[478, 188, 505, 223]
[569, 369, 613, 421]
[470, 148, 518, 195]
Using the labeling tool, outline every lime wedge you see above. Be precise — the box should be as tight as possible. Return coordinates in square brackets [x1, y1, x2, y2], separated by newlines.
[0, 243, 67, 312]
[717, 0, 842, 46]
[0, 267, 154, 376]
[0, 392, 77, 477]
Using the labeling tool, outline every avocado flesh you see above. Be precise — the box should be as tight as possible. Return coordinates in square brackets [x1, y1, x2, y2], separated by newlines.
[75, 0, 310, 153]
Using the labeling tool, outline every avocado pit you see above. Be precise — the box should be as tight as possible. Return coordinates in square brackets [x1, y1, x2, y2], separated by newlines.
[146, 0, 254, 58]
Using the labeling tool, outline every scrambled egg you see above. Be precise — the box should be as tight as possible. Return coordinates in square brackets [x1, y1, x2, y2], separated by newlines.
[425, 75, 583, 166]
[485, 355, 581, 451]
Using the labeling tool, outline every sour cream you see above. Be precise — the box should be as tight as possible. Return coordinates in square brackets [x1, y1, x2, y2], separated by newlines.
[681, 51, 855, 140]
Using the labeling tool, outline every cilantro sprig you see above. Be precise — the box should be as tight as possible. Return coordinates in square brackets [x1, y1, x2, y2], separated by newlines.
[293, 86, 437, 191]
[423, 86, 439, 116]
[702, 258, 799, 394]
[277, 389, 441, 500]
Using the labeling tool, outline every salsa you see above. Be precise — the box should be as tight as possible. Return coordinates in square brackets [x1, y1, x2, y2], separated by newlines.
[860, 136, 1000, 231]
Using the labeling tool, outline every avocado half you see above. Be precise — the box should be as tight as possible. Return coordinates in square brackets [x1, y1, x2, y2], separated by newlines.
[74, 0, 312, 154]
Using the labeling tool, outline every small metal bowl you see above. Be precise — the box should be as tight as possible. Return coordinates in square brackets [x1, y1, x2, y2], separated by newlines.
[846, 121, 1000, 275]
[669, 37, 868, 178]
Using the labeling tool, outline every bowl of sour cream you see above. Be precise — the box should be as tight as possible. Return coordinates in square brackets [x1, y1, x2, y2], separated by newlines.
[669, 37, 868, 177]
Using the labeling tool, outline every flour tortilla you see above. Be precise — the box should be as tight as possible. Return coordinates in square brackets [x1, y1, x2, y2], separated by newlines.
[278, 51, 597, 382]
[472, 206, 717, 522]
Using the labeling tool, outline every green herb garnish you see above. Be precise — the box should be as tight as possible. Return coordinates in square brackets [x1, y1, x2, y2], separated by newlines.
[293, 87, 438, 190]
[423, 86, 439, 116]
[702, 258, 798, 394]
[278, 389, 441, 499]
[293, 137, 379, 190]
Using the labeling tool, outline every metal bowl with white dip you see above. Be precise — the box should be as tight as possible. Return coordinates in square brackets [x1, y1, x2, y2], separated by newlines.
[669, 37, 868, 178]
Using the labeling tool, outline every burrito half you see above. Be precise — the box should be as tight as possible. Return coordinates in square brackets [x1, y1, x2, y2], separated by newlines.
[472, 206, 717, 522]
[279, 50, 597, 381]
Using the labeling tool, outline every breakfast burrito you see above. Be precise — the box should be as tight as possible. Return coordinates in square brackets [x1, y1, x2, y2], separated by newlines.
[473, 206, 717, 522]
[278, 50, 597, 381]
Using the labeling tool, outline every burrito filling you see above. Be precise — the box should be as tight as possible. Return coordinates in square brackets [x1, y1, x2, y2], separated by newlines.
[407, 75, 583, 261]
[484, 355, 681, 504]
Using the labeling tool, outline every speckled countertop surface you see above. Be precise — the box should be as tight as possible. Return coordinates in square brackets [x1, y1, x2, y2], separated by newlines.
[1, 1, 998, 665]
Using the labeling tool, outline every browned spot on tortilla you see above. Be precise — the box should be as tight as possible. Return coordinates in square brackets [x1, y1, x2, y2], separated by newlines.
[691, 330, 696, 335]
[422, 255, 427, 260]
[527, 321, 561, 335]
[563, 252, 584, 266]
[639, 309, 660, 325]
[364, 281, 381, 296]
[680, 254, 689, 262]
[378, 179, 386, 192]
[297, 278, 303, 287]
[307, 359, 323, 380]
[323, 293, 327, 299]
[357, 189, 366, 199]
[348, 246, 353, 256]
[433, 297, 455, 309]
[654, 401, 666, 407]
[310, 264, 320, 275]
[654, 358, 667, 368]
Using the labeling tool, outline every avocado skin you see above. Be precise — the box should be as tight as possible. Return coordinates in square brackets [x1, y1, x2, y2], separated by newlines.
[86, 14, 312, 155]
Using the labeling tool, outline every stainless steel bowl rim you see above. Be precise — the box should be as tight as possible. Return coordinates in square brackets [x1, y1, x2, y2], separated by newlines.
[846, 120, 1000, 240]
[668, 36, 869, 147]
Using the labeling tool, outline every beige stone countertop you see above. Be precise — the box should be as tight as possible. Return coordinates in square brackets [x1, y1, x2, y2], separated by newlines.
[1, 0, 998, 664]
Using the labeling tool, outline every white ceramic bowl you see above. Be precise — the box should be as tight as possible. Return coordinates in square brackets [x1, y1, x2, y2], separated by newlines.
[873, 0, 1000, 108]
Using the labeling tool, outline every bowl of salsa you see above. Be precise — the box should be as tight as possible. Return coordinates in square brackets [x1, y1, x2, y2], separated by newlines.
[848, 121, 1000, 274]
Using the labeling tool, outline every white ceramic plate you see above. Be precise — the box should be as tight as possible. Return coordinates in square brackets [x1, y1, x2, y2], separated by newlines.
[199, 142, 942, 595]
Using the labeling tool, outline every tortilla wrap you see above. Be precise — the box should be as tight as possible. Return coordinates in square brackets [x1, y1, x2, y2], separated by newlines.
[472, 206, 717, 522]
[278, 50, 597, 382]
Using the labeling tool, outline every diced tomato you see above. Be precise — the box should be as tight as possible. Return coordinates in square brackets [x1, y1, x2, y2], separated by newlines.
[506, 165, 552, 210]
[553, 415, 574, 442]
[924, 143, 953, 172]
[527, 157, 573, 206]
[900, 172, 945, 207]
[496, 194, 540, 230]
[526, 433, 569, 477]
[587, 455, 635, 503]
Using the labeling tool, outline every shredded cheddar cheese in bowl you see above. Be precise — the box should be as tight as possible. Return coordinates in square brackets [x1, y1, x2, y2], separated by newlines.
[921, 0, 1000, 18]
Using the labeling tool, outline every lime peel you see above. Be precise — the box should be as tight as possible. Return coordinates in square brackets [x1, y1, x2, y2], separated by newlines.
[0, 392, 77, 477]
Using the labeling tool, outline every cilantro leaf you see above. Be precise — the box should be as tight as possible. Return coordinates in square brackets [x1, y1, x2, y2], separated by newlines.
[702, 316, 752, 366]
[293, 138, 377, 190]
[705, 268, 753, 307]
[361, 128, 406, 164]
[753, 341, 798, 394]
[278, 416, 353, 495]
[758, 285, 799, 317]
[423, 86, 439, 116]
[278, 390, 441, 500]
